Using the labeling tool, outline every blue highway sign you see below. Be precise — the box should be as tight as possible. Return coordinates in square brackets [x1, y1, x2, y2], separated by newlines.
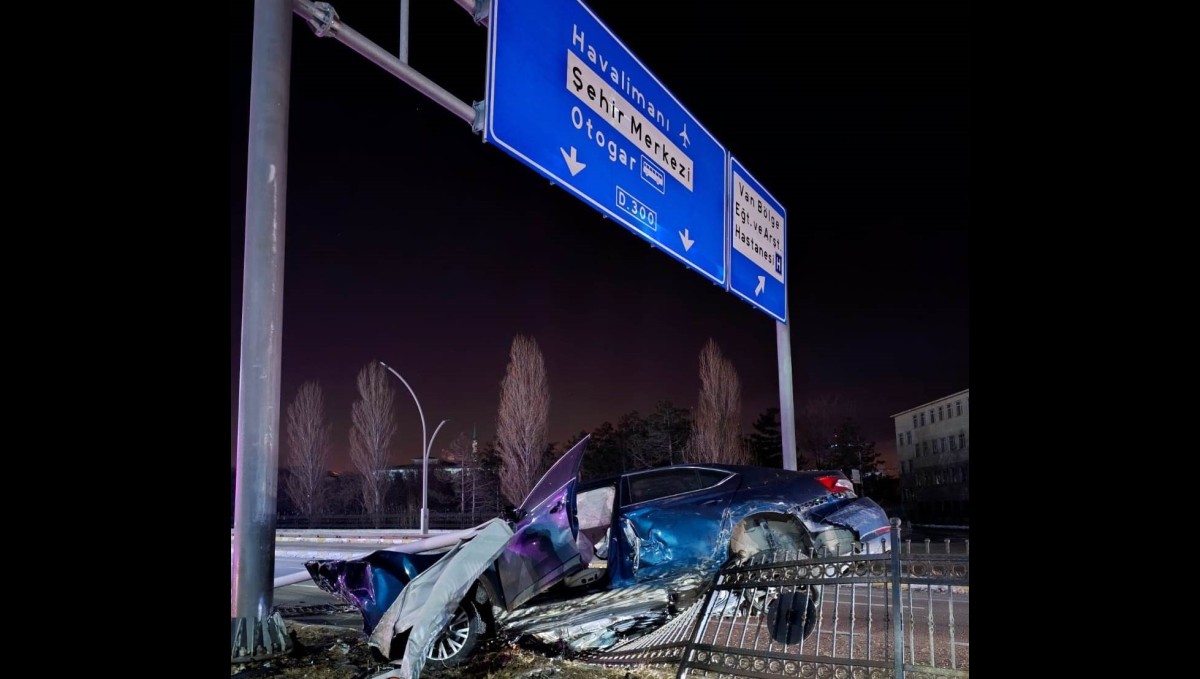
[485, 0, 728, 285]
[728, 157, 787, 322]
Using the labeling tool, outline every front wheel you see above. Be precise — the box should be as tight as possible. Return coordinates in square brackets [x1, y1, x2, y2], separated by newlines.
[425, 601, 484, 669]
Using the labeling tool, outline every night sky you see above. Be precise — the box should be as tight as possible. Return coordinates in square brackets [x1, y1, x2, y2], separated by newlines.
[230, 1, 969, 474]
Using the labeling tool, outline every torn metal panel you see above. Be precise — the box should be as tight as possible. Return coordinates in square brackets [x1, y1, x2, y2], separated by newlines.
[502, 571, 708, 649]
[303, 514, 533, 634]
[808, 496, 892, 551]
[306, 549, 446, 633]
[371, 518, 513, 679]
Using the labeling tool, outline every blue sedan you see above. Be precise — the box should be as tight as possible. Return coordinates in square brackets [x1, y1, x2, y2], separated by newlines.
[306, 435, 891, 671]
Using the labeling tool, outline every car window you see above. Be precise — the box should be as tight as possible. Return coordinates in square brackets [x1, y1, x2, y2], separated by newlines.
[695, 468, 731, 489]
[625, 468, 732, 505]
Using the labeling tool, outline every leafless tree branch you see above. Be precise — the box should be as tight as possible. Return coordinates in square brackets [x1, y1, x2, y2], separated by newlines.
[495, 335, 550, 507]
[688, 339, 750, 465]
[349, 361, 397, 521]
[284, 381, 331, 517]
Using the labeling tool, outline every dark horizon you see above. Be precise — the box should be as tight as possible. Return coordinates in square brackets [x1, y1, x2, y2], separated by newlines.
[231, 0, 969, 475]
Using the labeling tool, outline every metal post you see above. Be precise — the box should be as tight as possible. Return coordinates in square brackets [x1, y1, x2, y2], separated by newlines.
[890, 517, 904, 679]
[398, 0, 410, 63]
[380, 362, 438, 533]
[425, 418, 448, 532]
[292, 0, 478, 127]
[232, 0, 293, 661]
[776, 321, 797, 470]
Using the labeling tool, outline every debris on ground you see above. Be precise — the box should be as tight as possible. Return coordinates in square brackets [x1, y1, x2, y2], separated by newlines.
[231, 622, 675, 679]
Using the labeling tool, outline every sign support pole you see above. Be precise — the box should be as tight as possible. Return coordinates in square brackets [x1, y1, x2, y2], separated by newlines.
[232, 0, 293, 661]
[777, 321, 797, 470]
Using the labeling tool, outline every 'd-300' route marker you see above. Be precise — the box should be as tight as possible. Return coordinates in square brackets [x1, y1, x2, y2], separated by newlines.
[485, 0, 728, 286]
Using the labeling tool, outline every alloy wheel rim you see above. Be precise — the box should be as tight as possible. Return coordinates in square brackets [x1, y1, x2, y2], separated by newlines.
[429, 607, 471, 660]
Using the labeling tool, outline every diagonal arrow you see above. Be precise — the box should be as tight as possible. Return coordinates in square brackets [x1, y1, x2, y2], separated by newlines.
[560, 146, 586, 176]
[755, 276, 766, 296]
[679, 228, 694, 251]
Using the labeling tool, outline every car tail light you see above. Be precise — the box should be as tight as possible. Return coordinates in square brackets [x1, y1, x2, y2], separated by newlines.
[815, 475, 854, 494]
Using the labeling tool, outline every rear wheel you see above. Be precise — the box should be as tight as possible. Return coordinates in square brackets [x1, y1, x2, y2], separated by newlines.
[425, 601, 484, 669]
[726, 514, 826, 637]
[766, 589, 819, 643]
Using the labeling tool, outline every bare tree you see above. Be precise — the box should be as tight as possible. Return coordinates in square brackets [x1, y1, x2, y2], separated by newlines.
[284, 381, 331, 518]
[687, 339, 750, 464]
[495, 335, 550, 507]
[349, 361, 397, 521]
[796, 394, 854, 469]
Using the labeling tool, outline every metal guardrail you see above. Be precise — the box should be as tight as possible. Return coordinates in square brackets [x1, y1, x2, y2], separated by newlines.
[263, 512, 494, 531]
[589, 518, 969, 679]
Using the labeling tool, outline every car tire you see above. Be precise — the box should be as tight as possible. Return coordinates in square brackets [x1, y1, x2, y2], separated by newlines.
[766, 589, 819, 643]
[425, 601, 485, 669]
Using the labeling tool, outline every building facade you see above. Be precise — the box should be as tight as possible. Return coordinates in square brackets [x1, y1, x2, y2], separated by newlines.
[891, 389, 969, 524]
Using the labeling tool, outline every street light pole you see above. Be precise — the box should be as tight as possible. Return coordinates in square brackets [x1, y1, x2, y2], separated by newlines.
[379, 361, 447, 534]
[425, 418, 448, 533]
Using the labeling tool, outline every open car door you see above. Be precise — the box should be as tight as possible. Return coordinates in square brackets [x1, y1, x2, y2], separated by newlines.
[496, 435, 589, 610]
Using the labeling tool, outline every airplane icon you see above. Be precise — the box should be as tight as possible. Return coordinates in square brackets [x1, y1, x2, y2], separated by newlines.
[679, 123, 690, 148]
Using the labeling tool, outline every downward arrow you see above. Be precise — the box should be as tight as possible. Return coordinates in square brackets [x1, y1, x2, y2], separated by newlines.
[679, 228, 694, 251]
[755, 276, 766, 296]
[560, 146, 586, 176]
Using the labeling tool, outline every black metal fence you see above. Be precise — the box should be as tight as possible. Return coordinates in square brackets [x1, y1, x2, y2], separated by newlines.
[590, 518, 969, 679]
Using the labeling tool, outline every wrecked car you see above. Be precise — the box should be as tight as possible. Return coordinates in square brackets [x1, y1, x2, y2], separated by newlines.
[305, 435, 891, 675]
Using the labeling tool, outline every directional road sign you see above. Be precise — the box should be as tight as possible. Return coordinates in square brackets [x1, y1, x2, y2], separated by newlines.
[485, 0, 728, 285]
[728, 157, 787, 322]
